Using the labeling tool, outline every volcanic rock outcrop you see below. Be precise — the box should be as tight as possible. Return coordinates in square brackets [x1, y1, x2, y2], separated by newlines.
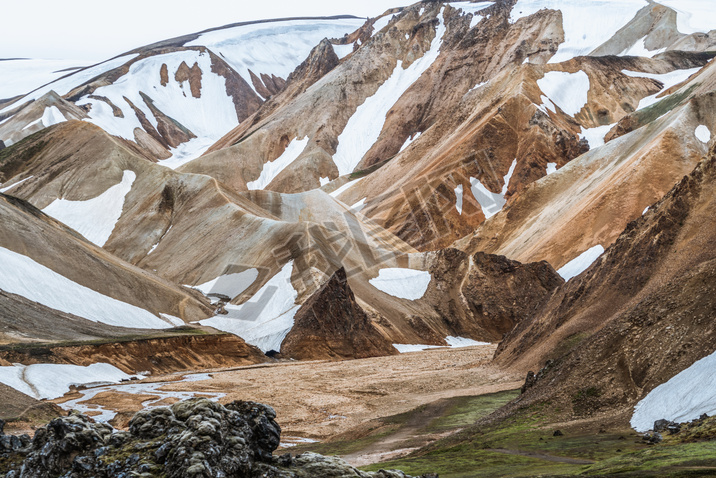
[0, 398, 433, 477]
[281, 268, 398, 360]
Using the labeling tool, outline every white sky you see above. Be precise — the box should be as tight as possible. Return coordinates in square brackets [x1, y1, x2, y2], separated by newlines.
[1, 0, 416, 62]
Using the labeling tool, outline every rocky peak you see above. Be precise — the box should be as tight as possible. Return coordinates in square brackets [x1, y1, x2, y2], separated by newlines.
[281, 267, 398, 360]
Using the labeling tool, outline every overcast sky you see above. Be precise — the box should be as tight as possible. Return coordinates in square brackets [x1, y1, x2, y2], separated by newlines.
[1, 0, 416, 62]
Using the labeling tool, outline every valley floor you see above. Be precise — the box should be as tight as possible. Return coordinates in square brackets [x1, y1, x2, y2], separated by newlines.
[49, 344, 520, 442]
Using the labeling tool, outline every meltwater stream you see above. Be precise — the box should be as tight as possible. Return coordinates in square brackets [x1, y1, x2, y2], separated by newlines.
[57, 372, 225, 423]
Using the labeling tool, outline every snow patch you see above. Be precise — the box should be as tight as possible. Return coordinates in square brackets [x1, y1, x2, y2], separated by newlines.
[580, 123, 615, 149]
[0, 363, 137, 400]
[159, 314, 185, 327]
[631, 349, 716, 432]
[546, 163, 557, 175]
[41, 105, 67, 127]
[332, 9, 448, 176]
[369, 268, 432, 300]
[200, 261, 298, 353]
[695, 125, 711, 144]
[393, 336, 490, 353]
[622, 68, 702, 110]
[350, 197, 367, 213]
[470, 159, 517, 219]
[455, 184, 464, 214]
[332, 43, 355, 59]
[247, 137, 309, 190]
[371, 15, 394, 35]
[537, 71, 590, 117]
[619, 37, 666, 57]
[0, 175, 33, 193]
[319, 176, 331, 186]
[43, 170, 135, 247]
[0, 246, 173, 329]
[510, 0, 647, 63]
[194, 269, 259, 299]
[58, 371, 223, 423]
[450, 1, 493, 27]
[643, 206, 650, 215]
[329, 176, 365, 198]
[557, 245, 605, 281]
[399, 132, 421, 152]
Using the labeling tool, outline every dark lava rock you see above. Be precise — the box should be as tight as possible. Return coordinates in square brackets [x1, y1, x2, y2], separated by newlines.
[553, 430, 564, 437]
[642, 431, 663, 444]
[0, 398, 434, 478]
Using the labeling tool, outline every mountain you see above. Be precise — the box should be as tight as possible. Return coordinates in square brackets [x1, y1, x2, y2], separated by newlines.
[0, 0, 716, 448]
[493, 142, 716, 426]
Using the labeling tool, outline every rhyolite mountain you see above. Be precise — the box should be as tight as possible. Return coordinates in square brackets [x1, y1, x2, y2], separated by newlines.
[1, 0, 715, 437]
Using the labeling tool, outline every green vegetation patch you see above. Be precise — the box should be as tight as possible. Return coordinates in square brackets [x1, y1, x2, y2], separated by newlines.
[634, 83, 699, 127]
[583, 441, 716, 476]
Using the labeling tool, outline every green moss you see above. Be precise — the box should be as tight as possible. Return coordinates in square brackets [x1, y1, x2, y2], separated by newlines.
[634, 83, 699, 127]
[349, 158, 392, 179]
[0, 453, 27, 475]
[426, 391, 521, 433]
[292, 390, 519, 458]
[583, 441, 716, 475]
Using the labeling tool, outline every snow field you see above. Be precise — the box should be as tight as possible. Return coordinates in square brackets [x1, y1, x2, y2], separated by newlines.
[631, 349, 716, 432]
[470, 159, 517, 219]
[0, 59, 84, 99]
[0, 54, 138, 115]
[187, 19, 364, 98]
[332, 9, 448, 176]
[369, 268, 432, 300]
[200, 261, 299, 353]
[510, 0, 648, 63]
[537, 70, 590, 117]
[0, 363, 137, 400]
[0, 246, 174, 329]
[557, 244, 605, 281]
[77, 51, 239, 168]
[43, 170, 136, 247]
[247, 137, 309, 189]
[656, 0, 716, 36]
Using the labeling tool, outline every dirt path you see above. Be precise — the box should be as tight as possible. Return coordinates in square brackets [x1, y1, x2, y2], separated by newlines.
[54, 345, 521, 440]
